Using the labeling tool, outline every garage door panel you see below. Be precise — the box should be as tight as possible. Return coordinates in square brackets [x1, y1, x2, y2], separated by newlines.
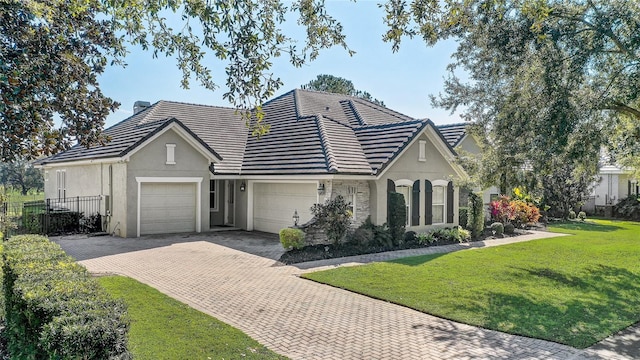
[140, 183, 196, 235]
[253, 183, 317, 234]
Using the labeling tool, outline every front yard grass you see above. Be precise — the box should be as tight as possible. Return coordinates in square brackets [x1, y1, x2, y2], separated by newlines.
[302, 219, 640, 348]
[99, 276, 287, 360]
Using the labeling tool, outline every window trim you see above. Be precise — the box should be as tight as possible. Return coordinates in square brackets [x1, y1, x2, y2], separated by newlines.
[166, 143, 176, 165]
[432, 185, 446, 224]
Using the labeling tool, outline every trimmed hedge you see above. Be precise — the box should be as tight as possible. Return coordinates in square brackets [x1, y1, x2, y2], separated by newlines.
[3, 235, 131, 359]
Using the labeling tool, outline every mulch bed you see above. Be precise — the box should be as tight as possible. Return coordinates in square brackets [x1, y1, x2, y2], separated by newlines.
[279, 228, 532, 265]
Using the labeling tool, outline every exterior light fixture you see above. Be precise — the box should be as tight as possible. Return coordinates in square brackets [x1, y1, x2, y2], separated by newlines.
[293, 210, 300, 226]
[239, 181, 246, 192]
[317, 182, 325, 195]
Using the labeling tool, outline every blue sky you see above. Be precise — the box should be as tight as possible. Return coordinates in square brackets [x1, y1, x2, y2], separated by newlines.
[98, 1, 463, 128]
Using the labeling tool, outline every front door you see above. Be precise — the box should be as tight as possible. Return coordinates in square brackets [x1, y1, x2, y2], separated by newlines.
[225, 180, 235, 226]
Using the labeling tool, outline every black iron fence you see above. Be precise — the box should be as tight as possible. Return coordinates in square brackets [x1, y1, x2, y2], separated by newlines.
[1, 196, 102, 237]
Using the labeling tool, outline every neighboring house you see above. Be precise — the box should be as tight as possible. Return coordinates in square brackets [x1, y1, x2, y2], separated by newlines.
[36, 89, 467, 237]
[436, 123, 500, 205]
[583, 161, 638, 214]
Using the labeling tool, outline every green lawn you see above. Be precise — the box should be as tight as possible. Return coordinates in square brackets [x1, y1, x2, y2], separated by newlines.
[303, 219, 640, 348]
[99, 276, 287, 360]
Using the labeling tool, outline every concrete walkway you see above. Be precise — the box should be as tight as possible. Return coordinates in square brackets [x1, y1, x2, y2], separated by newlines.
[55, 231, 636, 360]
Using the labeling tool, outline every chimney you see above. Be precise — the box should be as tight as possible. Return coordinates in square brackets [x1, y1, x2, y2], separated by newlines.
[133, 101, 151, 114]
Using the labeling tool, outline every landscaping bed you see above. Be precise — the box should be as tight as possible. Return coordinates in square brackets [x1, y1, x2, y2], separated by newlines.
[279, 227, 530, 264]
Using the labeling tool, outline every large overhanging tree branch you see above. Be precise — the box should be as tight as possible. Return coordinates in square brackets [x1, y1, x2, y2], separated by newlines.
[0, 0, 352, 162]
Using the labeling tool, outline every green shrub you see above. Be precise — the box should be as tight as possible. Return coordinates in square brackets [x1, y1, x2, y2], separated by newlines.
[613, 195, 640, 220]
[311, 195, 352, 244]
[417, 232, 436, 245]
[504, 223, 515, 234]
[359, 217, 393, 248]
[347, 227, 374, 246]
[568, 210, 577, 219]
[430, 227, 471, 243]
[3, 235, 130, 360]
[458, 207, 469, 229]
[490, 222, 504, 236]
[467, 192, 484, 239]
[404, 231, 417, 243]
[387, 192, 407, 245]
[578, 211, 587, 221]
[279, 228, 305, 250]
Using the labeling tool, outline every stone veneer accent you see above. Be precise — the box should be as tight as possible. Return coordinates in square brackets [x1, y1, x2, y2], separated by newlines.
[299, 180, 371, 246]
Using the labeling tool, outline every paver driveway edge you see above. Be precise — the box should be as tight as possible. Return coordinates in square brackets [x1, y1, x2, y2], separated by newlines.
[75, 232, 600, 360]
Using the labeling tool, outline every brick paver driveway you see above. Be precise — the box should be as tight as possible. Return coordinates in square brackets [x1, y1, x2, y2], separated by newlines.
[54, 231, 628, 360]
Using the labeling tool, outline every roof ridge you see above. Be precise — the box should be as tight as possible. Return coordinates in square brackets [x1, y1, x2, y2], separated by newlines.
[315, 115, 339, 173]
[356, 119, 426, 131]
[436, 122, 468, 128]
[351, 97, 414, 122]
[341, 100, 366, 126]
[155, 99, 237, 111]
[261, 89, 296, 107]
[293, 89, 302, 119]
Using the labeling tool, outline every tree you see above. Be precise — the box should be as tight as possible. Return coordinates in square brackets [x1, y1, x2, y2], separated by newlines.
[0, 161, 44, 195]
[301, 74, 386, 106]
[1, 0, 351, 162]
[378, 0, 638, 209]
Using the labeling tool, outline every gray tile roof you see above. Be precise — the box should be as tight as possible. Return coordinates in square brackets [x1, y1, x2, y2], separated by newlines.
[436, 123, 468, 147]
[39, 89, 453, 176]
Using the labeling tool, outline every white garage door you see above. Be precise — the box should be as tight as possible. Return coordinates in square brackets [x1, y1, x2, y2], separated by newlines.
[253, 183, 317, 234]
[140, 183, 196, 235]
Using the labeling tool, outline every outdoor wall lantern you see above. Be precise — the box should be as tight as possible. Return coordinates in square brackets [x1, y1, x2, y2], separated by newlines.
[293, 210, 300, 226]
[239, 181, 246, 192]
[317, 182, 326, 195]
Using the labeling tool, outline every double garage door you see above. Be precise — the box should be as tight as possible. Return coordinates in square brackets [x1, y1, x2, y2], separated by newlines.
[140, 183, 196, 235]
[138, 181, 317, 235]
[253, 183, 317, 234]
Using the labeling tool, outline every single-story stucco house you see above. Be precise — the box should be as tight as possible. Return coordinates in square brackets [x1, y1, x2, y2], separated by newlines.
[36, 89, 468, 237]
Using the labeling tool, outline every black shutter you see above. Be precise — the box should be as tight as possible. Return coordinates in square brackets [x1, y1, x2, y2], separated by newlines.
[424, 180, 432, 225]
[412, 180, 420, 226]
[446, 181, 455, 223]
[629, 180, 632, 196]
[387, 179, 396, 224]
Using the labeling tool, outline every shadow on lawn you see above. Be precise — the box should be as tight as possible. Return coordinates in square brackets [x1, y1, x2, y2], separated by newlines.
[467, 264, 640, 349]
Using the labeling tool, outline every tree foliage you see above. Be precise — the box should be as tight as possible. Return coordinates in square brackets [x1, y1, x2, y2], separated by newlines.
[380, 0, 639, 207]
[301, 74, 386, 106]
[0, 0, 352, 162]
[0, 161, 44, 195]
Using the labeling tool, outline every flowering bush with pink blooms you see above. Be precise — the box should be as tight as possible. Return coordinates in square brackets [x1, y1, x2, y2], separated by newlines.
[489, 196, 541, 227]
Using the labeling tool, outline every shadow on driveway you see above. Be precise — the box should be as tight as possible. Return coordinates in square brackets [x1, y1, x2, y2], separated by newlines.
[52, 230, 284, 262]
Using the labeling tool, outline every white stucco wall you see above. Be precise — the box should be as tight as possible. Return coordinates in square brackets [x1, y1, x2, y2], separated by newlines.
[125, 128, 212, 237]
[372, 130, 462, 232]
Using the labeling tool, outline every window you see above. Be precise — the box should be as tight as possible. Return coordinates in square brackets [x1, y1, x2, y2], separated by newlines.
[432, 186, 445, 224]
[396, 185, 411, 226]
[347, 186, 357, 222]
[418, 140, 426, 162]
[490, 193, 500, 202]
[209, 180, 218, 211]
[56, 170, 66, 200]
[166, 144, 176, 165]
